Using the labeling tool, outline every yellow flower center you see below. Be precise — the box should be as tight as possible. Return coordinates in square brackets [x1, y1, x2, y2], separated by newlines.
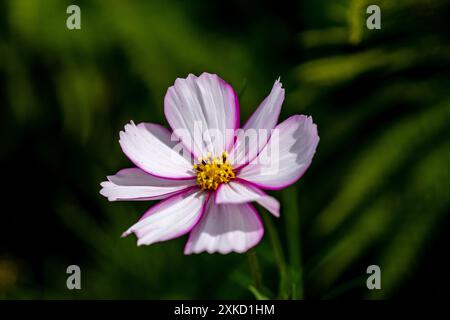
[194, 151, 235, 191]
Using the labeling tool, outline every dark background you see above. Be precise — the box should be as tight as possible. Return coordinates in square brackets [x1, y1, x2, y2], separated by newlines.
[0, 0, 449, 299]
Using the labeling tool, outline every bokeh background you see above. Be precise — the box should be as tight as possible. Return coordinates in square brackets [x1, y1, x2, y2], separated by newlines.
[1, 0, 449, 299]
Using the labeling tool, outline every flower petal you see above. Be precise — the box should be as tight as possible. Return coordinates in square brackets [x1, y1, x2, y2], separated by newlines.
[228, 79, 284, 168]
[100, 168, 196, 201]
[184, 199, 264, 254]
[119, 122, 194, 179]
[164, 72, 239, 158]
[215, 180, 280, 217]
[238, 115, 319, 190]
[123, 188, 208, 246]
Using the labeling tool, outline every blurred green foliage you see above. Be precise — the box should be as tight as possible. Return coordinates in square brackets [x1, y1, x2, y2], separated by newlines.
[1, 0, 449, 299]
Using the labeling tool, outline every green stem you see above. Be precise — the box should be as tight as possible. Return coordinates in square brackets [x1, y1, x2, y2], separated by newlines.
[282, 187, 304, 299]
[246, 250, 263, 292]
[263, 214, 289, 299]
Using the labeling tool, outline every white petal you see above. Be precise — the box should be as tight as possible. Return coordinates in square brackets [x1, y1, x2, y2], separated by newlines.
[255, 193, 280, 218]
[215, 180, 280, 217]
[164, 73, 239, 158]
[228, 79, 284, 168]
[119, 122, 194, 179]
[238, 115, 319, 190]
[100, 168, 196, 201]
[184, 199, 264, 254]
[123, 188, 208, 246]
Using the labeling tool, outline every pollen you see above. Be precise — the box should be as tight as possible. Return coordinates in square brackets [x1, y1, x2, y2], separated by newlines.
[194, 151, 235, 191]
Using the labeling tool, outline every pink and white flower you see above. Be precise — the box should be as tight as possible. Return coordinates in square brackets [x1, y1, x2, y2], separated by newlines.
[100, 72, 319, 254]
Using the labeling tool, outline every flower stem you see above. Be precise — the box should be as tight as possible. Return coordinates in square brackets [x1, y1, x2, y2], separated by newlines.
[246, 250, 263, 292]
[262, 214, 290, 299]
[282, 187, 304, 299]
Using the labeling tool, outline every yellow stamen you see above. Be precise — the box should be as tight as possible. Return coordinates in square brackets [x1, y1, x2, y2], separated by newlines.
[194, 151, 235, 191]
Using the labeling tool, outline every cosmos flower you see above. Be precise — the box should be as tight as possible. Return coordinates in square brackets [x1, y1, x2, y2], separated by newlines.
[100, 72, 319, 254]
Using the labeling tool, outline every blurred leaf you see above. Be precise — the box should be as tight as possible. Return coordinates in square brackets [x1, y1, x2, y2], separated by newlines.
[248, 285, 269, 300]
